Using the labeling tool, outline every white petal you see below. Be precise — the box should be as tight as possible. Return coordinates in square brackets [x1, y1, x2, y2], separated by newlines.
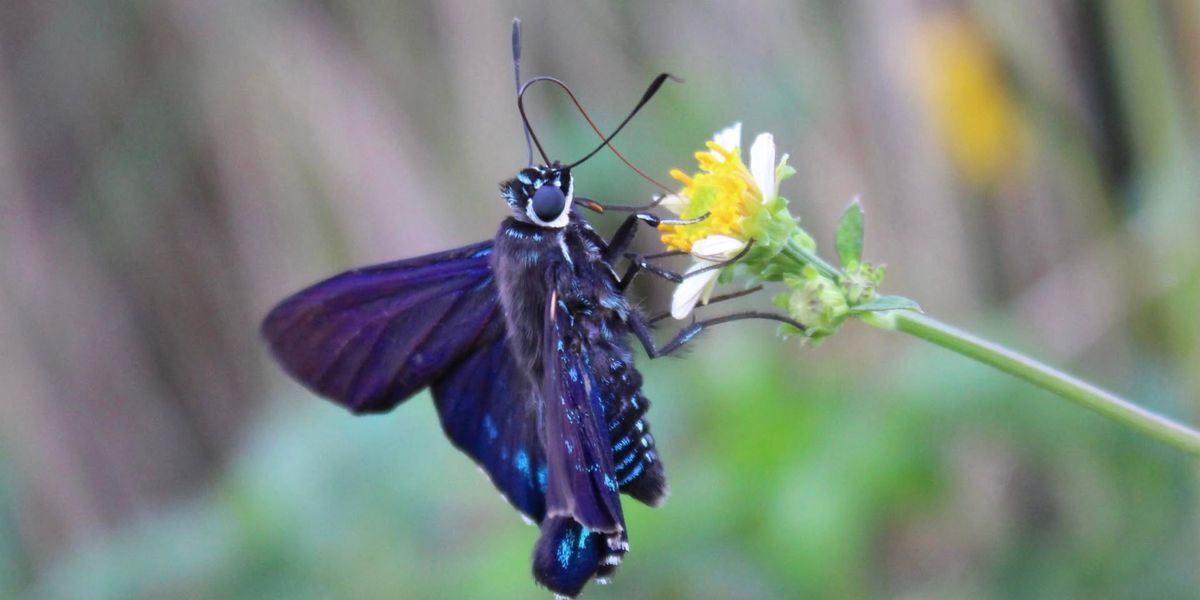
[658, 193, 687, 215]
[700, 279, 719, 305]
[671, 261, 721, 319]
[710, 122, 742, 162]
[750, 133, 776, 203]
[690, 234, 746, 261]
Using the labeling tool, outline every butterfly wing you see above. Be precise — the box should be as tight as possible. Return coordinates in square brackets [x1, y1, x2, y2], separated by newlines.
[431, 335, 547, 522]
[261, 241, 501, 414]
[531, 286, 629, 597]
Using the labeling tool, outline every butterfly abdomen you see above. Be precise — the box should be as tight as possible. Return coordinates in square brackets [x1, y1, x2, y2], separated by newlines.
[598, 354, 668, 507]
[563, 222, 669, 508]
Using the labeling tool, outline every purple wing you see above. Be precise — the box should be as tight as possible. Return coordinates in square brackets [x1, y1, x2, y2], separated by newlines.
[431, 336, 547, 522]
[261, 241, 501, 414]
[531, 287, 628, 597]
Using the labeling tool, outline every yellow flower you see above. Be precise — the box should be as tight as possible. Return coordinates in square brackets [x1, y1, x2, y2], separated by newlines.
[660, 123, 789, 318]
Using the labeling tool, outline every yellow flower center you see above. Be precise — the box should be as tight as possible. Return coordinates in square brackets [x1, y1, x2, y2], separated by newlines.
[658, 142, 762, 252]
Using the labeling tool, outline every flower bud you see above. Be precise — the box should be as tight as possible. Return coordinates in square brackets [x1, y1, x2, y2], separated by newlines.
[787, 275, 849, 338]
[841, 270, 874, 305]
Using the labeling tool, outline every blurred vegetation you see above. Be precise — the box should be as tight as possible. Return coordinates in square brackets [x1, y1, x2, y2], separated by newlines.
[1, 1, 1197, 598]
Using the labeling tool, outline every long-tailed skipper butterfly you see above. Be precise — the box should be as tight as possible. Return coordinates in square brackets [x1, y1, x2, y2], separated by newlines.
[261, 20, 802, 598]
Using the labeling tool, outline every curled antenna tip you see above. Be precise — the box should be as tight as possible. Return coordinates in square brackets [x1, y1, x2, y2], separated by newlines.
[567, 72, 681, 170]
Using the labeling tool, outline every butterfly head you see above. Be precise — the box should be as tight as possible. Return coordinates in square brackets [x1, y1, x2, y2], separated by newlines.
[501, 162, 574, 229]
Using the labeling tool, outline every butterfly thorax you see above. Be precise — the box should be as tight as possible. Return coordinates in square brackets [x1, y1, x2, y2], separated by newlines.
[491, 215, 624, 372]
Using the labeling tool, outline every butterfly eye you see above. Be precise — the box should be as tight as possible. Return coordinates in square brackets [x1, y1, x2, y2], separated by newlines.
[530, 184, 567, 223]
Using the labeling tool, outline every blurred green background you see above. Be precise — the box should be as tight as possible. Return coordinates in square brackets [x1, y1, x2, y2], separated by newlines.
[1, 1, 1198, 598]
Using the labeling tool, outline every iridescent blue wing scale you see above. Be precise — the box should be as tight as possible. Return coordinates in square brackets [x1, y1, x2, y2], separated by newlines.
[261, 241, 501, 414]
[431, 333, 547, 522]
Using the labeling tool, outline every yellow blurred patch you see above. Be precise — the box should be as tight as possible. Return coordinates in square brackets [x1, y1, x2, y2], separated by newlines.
[911, 13, 1027, 187]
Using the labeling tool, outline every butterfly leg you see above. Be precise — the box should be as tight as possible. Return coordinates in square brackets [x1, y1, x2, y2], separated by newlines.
[602, 211, 708, 264]
[629, 310, 807, 358]
[617, 240, 755, 291]
[644, 285, 764, 324]
[640, 249, 690, 260]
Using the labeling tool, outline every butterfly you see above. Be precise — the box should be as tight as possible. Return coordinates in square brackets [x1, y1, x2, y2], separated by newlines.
[260, 20, 803, 598]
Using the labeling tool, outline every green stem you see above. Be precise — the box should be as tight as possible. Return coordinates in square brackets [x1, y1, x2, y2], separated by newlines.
[890, 311, 1200, 457]
[781, 240, 841, 280]
[768, 225, 1197, 454]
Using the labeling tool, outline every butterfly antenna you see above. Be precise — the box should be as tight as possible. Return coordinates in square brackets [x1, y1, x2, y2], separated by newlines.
[519, 75, 678, 194]
[516, 78, 551, 164]
[567, 73, 681, 170]
[512, 19, 535, 167]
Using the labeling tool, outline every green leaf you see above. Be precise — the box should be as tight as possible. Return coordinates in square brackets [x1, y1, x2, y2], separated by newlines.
[849, 294, 922, 314]
[777, 322, 804, 337]
[793, 228, 817, 252]
[772, 292, 791, 311]
[835, 198, 864, 267]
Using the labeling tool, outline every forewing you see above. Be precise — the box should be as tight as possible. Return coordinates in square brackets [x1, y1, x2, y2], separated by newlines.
[539, 292, 624, 532]
[431, 335, 546, 522]
[261, 241, 501, 413]
[531, 286, 628, 597]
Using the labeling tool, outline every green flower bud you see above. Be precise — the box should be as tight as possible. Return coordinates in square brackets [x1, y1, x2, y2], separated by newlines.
[787, 275, 850, 339]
